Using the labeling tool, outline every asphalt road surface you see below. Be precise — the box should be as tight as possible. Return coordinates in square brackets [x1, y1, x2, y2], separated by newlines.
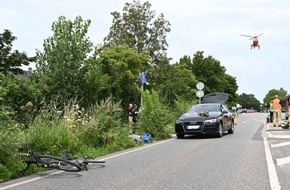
[1, 113, 290, 190]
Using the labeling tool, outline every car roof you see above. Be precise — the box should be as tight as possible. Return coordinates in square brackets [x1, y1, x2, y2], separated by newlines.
[202, 93, 228, 104]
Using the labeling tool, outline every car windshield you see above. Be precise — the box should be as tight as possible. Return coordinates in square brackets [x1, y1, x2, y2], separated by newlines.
[189, 104, 219, 114]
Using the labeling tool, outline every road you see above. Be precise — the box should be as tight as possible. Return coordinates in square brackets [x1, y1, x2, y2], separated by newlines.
[1, 113, 290, 190]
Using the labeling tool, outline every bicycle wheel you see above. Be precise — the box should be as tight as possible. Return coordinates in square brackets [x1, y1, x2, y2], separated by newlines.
[37, 155, 82, 172]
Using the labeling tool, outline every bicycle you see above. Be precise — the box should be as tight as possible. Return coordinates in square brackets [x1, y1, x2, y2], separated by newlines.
[18, 151, 82, 176]
[63, 150, 105, 171]
[18, 150, 105, 176]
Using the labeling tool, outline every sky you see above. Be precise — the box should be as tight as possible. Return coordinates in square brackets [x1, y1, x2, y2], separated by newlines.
[1, 0, 290, 103]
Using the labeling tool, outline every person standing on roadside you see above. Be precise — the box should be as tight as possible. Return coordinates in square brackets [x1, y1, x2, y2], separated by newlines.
[269, 100, 274, 123]
[272, 95, 282, 127]
[128, 103, 134, 125]
[132, 104, 139, 134]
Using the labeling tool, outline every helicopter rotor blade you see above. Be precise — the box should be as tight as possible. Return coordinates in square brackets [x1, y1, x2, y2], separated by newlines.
[240, 34, 253, 38]
[249, 33, 263, 40]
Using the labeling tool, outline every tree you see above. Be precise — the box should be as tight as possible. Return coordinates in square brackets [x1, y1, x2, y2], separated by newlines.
[153, 58, 198, 107]
[237, 93, 261, 111]
[34, 16, 106, 107]
[180, 51, 238, 104]
[263, 88, 287, 108]
[103, 0, 171, 64]
[222, 74, 238, 103]
[99, 45, 150, 108]
[0, 29, 33, 75]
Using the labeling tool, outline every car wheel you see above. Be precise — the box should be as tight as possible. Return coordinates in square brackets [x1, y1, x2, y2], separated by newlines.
[228, 122, 234, 134]
[176, 133, 184, 139]
[217, 123, 223, 138]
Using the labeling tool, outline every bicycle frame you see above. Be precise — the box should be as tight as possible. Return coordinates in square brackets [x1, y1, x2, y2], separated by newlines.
[19, 151, 82, 176]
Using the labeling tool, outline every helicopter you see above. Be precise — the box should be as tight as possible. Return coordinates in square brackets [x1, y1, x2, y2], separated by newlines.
[240, 33, 263, 49]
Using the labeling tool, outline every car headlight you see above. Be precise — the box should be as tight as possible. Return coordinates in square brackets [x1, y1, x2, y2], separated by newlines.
[175, 120, 183, 124]
[205, 119, 217, 124]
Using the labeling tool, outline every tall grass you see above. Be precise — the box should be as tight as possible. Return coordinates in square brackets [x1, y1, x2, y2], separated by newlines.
[27, 98, 136, 157]
[73, 98, 136, 152]
[28, 105, 79, 156]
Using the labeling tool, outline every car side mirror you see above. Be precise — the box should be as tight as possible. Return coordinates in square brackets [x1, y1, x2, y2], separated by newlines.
[222, 110, 228, 114]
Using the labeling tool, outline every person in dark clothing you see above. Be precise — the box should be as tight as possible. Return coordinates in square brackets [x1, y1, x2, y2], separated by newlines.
[132, 104, 139, 134]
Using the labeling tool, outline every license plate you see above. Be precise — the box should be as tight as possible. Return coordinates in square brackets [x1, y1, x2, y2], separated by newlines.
[187, 125, 199, 129]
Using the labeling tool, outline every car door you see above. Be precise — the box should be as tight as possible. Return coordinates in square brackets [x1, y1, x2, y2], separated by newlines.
[220, 105, 228, 128]
[221, 105, 232, 129]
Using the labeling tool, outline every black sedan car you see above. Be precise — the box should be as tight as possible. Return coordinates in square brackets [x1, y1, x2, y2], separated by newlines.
[175, 93, 234, 138]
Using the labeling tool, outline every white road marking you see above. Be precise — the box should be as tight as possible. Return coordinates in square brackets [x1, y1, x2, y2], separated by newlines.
[266, 132, 290, 139]
[0, 171, 63, 190]
[100, 138, 174, 161]
[0, 138, 174, 190]
[263, 136, 281, 190]
[271, 142, 290, 148]
[277, 156, 290, 166]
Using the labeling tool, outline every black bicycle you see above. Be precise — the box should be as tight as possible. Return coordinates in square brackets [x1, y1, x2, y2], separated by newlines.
[18, 151, 82, 176]
[19, 150, 105, 176]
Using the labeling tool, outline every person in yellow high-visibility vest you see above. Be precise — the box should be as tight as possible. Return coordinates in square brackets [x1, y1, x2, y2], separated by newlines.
[269, 100, 274, 123]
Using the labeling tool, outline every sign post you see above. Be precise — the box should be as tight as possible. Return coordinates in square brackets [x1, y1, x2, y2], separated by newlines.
[196, 82, 204, 104]
[140, 72, 146, 108]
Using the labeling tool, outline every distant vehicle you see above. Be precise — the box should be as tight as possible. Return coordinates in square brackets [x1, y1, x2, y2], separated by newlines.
[246, 109, 255, 113]
[175, 93, 234, 138]
[240, 33, 263, 49]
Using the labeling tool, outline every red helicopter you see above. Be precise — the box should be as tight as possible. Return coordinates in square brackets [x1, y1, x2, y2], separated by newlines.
[240, 33, 263, 49]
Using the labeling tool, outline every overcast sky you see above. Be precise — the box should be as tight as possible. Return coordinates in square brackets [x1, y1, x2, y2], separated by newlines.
[1, 0, 290, 102]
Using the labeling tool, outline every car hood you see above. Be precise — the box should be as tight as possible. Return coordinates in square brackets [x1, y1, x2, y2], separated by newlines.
[178, 112, 221, 121]
[203, 93, 228, 104]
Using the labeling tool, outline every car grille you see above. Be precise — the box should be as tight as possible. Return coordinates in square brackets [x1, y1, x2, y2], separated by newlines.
[182, 121, 205, 131]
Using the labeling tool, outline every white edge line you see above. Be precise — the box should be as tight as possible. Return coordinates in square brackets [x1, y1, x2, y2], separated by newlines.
[100, 138, 174, 161]
[0, 171, 63, 190]
[263, 136, 281, 190]
[0, 138, 174, 190]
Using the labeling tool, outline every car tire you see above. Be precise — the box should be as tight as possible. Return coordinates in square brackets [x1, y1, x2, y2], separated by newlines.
[217, 123, 223, 138]
[228, 122, 234, 134]
[176, 133, 184, 139]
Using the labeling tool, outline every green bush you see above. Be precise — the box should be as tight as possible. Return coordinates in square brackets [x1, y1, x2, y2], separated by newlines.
[0, 124, 26, 182]
[0, 76, 13, 126]
[138, 90, 172, 139]
[0, 75, 42, 128]
[0, 159, 25, 183]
